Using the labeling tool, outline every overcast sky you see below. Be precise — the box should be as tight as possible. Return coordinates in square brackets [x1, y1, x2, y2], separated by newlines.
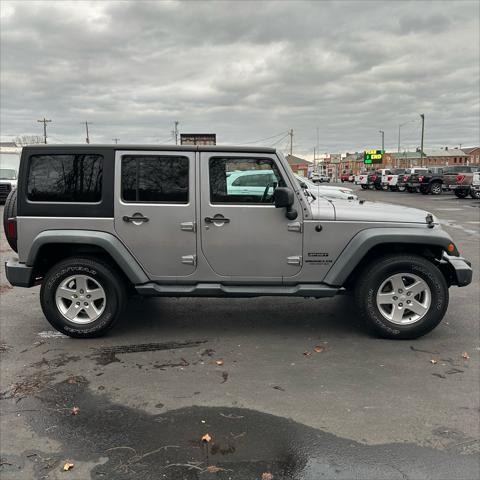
[1, 0, 479, 157]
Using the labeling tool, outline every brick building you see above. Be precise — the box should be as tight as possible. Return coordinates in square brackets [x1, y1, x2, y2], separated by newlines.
[285, 154, 312, 177]
[462, 147, 480, 165]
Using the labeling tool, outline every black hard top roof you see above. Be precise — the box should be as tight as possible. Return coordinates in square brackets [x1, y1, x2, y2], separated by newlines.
[22, 144, 276, 154]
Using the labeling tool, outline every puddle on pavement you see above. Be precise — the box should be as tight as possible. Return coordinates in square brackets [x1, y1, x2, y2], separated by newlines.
[3, 378, 479, 480]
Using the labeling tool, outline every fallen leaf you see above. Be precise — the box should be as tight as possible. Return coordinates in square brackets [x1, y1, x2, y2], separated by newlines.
[314, 346, 324, 353]
[201, 433, 212, 443]
[462, 352, 470, 359]
[215, 360, 224, 366]
[262, 473, 273, 480]
[303, 351, 311, 356]
[430, 359, 437, 365]
[63, 462, 74, 471]
[70, 406, 80, 416]
[206, 465, 224, 473]
[221, 371, 228, 383]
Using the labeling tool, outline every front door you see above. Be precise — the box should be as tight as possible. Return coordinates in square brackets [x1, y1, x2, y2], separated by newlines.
[114, 150, 197, 278]
[200, 153, 303, 279]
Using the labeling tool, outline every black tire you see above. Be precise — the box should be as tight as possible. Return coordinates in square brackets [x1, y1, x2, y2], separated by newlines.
[3, 188, 18, 252]
[470, 189, 480, 199]
[361, 185, 369, 190]
[389, 186, 398, 192]
[406, 186, 417, 193]
[430, 182, 442, 195]
[454, 189, 469, 199]
[354, 254, 449, 339]
[420, 186, 430, 195]
[397, 185, 406, 192]
[40, 257, 127, 338]
[374, 184, 382, 190]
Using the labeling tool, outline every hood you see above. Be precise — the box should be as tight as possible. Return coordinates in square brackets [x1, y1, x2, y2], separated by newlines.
[329, 199, 436, 224]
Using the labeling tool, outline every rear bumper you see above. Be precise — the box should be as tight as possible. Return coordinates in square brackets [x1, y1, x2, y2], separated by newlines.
[5, 260, 36, 287]
[441, 253, 472, 287]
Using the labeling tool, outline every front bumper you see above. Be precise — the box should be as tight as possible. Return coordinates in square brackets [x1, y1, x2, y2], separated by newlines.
[5, 260, 36, 287]
[441, 253, 472, 287]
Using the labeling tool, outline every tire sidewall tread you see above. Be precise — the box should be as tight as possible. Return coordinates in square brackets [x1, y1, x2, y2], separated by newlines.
[355, 254, 449, 339]
[40, 257, 126, 338]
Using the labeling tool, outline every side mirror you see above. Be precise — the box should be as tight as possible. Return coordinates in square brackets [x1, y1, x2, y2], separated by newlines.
[273, 187, 298, 220]
[299, 181, 308, 189]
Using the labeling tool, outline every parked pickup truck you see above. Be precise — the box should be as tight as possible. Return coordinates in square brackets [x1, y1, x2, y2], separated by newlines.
[354, 171, 370, 189]
[381, 168, 406, 191]
[408, 166, 446, 196]
[471, 171, 480, 199]
[340, 170, 354, 182]
[397, 167, 429, 193]
[0, 168, 18, 204]
[443, 165, 480, 199]
[3, 144, 472, 340]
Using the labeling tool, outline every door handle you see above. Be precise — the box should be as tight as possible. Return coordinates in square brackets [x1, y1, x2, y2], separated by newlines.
[123, 213, 149, 223]
[205, 216, 230, 224]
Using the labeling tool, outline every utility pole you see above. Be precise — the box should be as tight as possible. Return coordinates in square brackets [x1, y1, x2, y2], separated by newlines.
[37, 117, 51, 144]
[112, 138, 119, 144]
[420, 113, 425, 167]
[288, 129, 293, 155]
[173, 121, 179, 145]
[83, 121, 92, 144]
[379, 130, 384, 151]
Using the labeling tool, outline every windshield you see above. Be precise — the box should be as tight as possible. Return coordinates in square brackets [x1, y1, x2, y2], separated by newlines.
[0, 168, 16, 180]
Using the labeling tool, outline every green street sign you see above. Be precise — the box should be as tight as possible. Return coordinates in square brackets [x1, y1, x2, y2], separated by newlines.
[364, 149, 385, 164]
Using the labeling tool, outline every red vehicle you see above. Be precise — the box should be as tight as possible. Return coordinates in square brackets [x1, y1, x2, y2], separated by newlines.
[340, 170, 354, 182]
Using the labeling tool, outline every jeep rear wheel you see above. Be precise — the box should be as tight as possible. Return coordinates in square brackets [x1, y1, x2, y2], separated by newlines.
[3, 188, 18, 252]
[40, 257, 127, 338]
[354, 254, 448, 339]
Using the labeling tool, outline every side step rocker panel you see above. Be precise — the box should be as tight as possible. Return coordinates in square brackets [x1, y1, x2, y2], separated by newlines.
[135, 283, 339, 298]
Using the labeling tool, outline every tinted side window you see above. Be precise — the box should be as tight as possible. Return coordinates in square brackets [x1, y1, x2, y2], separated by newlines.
[27, 154, 103, 202]
[122, 155, 189, 203]
[210, 157, 285, 203]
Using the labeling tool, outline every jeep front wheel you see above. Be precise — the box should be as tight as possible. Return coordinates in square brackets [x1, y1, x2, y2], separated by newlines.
[40, 257, 127, 338]
[354, 255, 448, 339]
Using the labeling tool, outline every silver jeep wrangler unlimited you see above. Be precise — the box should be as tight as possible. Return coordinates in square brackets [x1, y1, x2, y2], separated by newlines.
[4, 145, 472, 339]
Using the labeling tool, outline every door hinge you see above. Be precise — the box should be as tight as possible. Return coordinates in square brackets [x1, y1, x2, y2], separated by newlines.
[181, 255, 197, 266]
[287, 255, 302, 266]
[287, 221, 303, 233]
[180, 221, 196, 232]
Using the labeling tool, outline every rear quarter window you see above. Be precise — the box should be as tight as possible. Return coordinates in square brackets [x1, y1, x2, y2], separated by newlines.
[27, 154, 103, 202]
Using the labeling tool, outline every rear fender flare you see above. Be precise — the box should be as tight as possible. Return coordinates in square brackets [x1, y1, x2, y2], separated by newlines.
[27, 230, 149, 284]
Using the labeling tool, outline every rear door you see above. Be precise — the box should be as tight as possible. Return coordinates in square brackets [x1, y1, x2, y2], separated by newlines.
[114, 150, 197, 278]
[199, 152, 303, 279]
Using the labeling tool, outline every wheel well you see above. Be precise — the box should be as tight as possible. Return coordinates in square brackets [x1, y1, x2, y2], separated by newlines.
[344, 243, 445, 288]
[33, 243, 133, 288]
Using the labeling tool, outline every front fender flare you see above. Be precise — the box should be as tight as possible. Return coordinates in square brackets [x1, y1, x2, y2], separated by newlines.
[323, 227, 456, 287]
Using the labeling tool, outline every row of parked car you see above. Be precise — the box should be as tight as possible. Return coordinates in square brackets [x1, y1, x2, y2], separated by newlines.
[354, 165, 480, 199]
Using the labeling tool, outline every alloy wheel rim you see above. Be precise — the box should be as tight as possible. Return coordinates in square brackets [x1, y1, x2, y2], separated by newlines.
[55, 275, 106, 324]
[432, 184, 441, 194]
[376, 273, 431, 325]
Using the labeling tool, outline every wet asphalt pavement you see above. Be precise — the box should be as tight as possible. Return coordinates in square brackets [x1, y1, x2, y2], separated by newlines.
[0, 187, 479, 479]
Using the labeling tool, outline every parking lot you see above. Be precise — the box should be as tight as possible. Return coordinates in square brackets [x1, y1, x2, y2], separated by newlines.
[1, 187, 479, 479]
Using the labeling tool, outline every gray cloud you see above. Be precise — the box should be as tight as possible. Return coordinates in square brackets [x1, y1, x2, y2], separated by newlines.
[1, 0, 478, 157]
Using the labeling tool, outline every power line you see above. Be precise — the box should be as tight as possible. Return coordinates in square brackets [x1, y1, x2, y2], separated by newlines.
[240, 131, 288, 145]
[270, 133, 290, 147]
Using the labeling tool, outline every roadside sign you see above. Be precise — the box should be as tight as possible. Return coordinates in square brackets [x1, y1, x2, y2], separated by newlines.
[364, 149, 384, 164]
